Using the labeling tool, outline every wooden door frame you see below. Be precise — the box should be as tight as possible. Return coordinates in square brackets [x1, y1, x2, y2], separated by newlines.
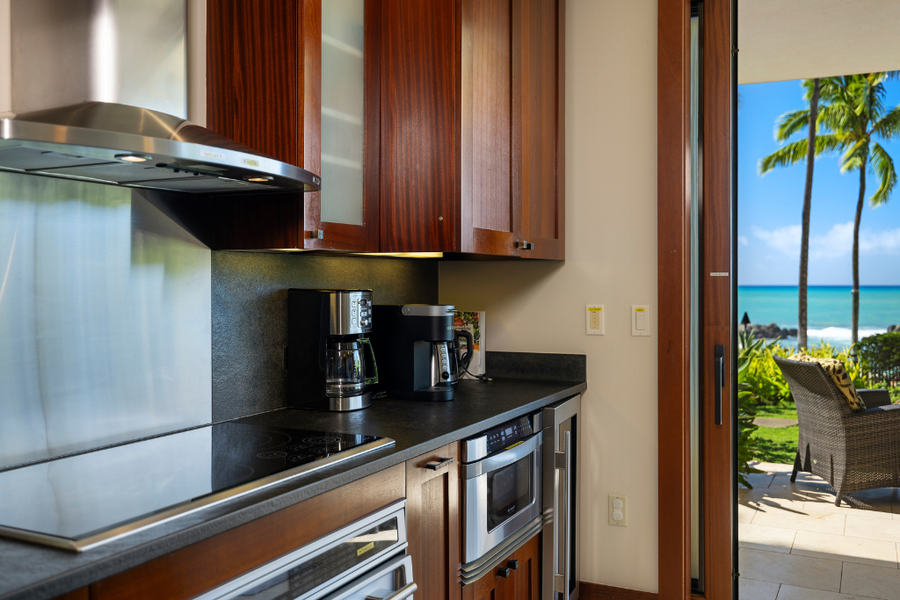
[657, 0, 733, 599]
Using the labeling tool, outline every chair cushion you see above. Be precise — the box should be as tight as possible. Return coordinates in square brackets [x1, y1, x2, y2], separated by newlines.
[788, 353, 866, 411]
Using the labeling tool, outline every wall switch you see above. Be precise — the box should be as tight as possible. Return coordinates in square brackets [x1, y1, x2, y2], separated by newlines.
[631, 305, 650, 337]
[608, 494, 628, 526]
[586, 305, 604, 335]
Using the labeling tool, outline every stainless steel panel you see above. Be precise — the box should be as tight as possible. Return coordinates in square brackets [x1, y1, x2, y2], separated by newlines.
[0, 113, 321, 194]
[328, 290, 373, 335]
[461, 438, 542, 563]
[197, 502, 408, 600]
[323, 554, 416, 600]
[2, 1, 322, 194]
[462, 431, 542, 479]
[11, 0, 186, 117]
[0, 171, 211, 469]
[461, 412, 542, 462]
[400, 304, 455, 317]
[542, 395, 580, 600]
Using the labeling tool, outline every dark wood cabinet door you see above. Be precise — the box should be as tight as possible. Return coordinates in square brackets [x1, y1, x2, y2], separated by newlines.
[379, 0, 461, 253]
[513, 0, 564, 260]
[207, 0, 301, 168]
[405, 443, 461, 600]
[462, 0, 519, 257]
[461, 534, 541, 600]
[303, 0, 381, 252]
[507, 534, 541, 600]
[206, 0, 377, 252]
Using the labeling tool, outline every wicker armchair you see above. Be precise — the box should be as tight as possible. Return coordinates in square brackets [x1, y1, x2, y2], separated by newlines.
[773, 356, 900, 506]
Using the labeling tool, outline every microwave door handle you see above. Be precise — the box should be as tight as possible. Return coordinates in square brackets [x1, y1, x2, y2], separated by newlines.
[466, 431, 542, 478]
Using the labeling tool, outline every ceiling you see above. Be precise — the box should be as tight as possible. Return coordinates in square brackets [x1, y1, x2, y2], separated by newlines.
[738, 0, 900, 84]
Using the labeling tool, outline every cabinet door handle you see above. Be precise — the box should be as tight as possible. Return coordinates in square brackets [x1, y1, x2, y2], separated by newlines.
[515, 240, 535, 250]
[309, 229, 324, 239]
[497, 567, 511, 578]
[507, 559, 519, 570]
[425, 457, 454, 470]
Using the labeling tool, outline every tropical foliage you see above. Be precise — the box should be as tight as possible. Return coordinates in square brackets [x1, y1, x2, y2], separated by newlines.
[857, 331, 900, 391]
[760, 73, 900, 346]
[737, 332, 764, 488]
[738, 334, 887, 468]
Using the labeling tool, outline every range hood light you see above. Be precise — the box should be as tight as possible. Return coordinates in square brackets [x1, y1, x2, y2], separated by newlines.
[244, 175, 274, 183]
[115, 153, 151, 163]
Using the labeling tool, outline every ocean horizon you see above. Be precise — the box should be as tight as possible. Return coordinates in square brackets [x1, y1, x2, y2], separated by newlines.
[737, 285, 899, 349]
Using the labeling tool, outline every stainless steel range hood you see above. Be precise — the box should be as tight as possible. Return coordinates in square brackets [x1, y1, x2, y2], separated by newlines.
[0, 0, 321, 195]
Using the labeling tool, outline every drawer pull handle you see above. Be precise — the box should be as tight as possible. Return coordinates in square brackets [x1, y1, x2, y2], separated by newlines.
[497, 567, 511, 578]
[425, 457, 454, 470]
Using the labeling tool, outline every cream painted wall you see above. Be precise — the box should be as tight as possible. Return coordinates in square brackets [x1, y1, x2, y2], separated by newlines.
[439, 0, 659, 593]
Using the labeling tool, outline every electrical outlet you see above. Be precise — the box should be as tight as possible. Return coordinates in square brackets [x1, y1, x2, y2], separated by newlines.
[608, 494, 628, 526]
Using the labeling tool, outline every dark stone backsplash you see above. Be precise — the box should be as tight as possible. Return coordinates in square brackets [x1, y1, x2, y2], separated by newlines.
[212, 252, 439, 421]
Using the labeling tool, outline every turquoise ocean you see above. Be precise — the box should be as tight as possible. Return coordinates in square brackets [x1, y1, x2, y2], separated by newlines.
[737, 286, 900, 349]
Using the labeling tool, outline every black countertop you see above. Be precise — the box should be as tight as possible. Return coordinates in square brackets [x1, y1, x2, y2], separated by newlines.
[0, 374, 585, 600]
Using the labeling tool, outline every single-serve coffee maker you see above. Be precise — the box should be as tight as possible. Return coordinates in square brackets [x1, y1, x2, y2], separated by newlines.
[371, 304, 469, 401]
[287, 289, 378, 411]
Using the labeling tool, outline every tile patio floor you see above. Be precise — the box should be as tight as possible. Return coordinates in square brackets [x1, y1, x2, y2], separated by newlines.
[739, 461, 900, 600]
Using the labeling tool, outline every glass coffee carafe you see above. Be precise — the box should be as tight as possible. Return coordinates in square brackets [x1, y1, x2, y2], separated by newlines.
[324, 339, 378, 398]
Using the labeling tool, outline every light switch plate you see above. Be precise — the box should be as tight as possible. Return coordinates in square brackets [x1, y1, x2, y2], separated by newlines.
[586, 305, 604, 335]
[631, 305, 650, 337]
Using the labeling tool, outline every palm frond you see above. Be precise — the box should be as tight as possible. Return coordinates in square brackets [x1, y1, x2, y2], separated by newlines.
[870, 142, 897, 206]
[872, 106, 900, 140]
[775, 109, 812, 141]
[840, 139, 869, 173]
[760, 140, 811, 173]
[815, 133, 844, 155]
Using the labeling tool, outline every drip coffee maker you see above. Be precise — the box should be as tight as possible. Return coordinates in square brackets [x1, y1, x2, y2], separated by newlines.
[287, 289, 378, 411]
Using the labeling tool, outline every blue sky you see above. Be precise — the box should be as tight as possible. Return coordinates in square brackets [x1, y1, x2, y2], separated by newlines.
[738, 79, 900, 286]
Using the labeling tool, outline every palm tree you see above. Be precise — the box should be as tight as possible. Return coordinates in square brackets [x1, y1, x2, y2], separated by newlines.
[760, 78, 823, 350]
[816, 73, 900, 347]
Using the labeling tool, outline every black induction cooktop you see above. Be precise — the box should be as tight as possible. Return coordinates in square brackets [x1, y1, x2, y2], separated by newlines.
[0, 422, 394, 552]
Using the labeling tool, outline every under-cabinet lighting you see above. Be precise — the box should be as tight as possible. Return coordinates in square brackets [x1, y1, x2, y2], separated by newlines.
[115, 153, 150, 163]
[245, 175, 274, 182]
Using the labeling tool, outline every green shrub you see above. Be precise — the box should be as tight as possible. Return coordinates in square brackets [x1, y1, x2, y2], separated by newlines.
[738, 335, 869, 405]
[737, 332, 764, 487]
[857, 332, 900, 386]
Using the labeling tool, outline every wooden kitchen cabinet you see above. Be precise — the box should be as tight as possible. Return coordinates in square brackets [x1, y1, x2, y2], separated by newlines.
[462, 534, 541, 600]
[380, 0, 565, 259]
[205, 0, 380, 252]
[462, 533, 541, 600]
[405, 442, 462, 600]
[89, 465, 405, 600]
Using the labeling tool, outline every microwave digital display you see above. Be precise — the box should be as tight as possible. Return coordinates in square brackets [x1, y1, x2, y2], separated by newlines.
[485, 417, 533, 454]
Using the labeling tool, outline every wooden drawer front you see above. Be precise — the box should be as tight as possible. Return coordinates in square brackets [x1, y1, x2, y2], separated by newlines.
[91, 464, 405, 600]
[462, 533, 540, 600]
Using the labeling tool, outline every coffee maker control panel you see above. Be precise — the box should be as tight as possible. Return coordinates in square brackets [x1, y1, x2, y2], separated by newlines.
[356, 297, 371, 329]
[329, 290, 373, 335]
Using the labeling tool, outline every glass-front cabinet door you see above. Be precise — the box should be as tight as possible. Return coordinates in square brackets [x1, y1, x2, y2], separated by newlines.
[303, 0, 379, 251]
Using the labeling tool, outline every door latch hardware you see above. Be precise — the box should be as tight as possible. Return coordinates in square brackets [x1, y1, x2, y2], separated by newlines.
[555, 451, 566, 470]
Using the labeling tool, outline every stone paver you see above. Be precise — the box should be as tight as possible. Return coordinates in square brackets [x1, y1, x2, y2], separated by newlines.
[739, 462, 900, 600]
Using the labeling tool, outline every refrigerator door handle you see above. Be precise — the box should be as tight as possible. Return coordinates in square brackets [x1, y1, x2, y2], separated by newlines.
[553, 430, 572, 595]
